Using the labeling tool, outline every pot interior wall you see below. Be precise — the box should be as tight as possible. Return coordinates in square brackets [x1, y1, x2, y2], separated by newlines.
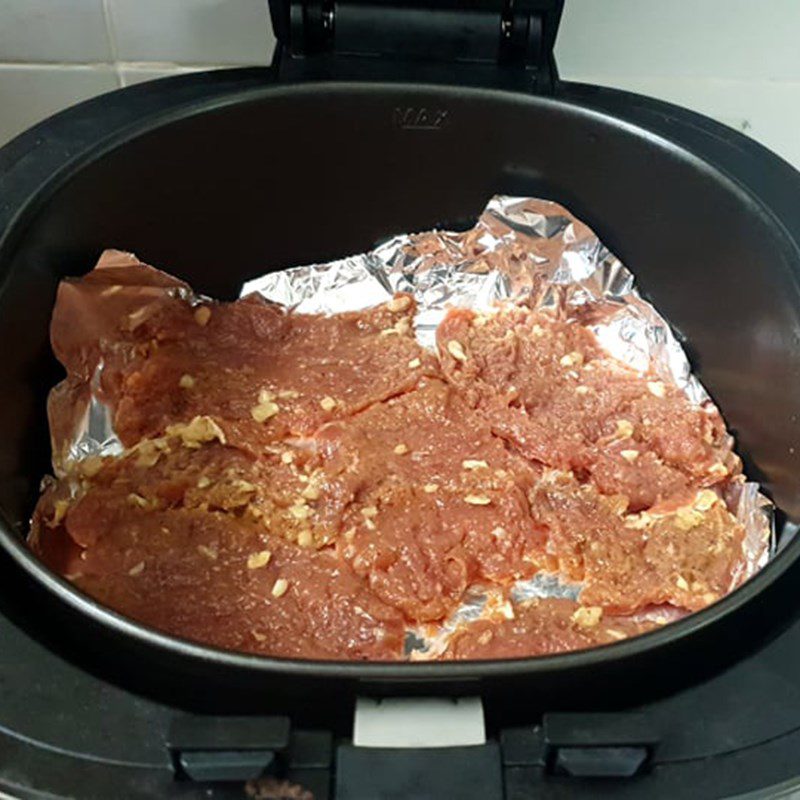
[1, 83, 799, 541]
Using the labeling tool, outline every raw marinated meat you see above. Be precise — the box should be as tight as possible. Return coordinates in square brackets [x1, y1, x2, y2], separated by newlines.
[442, 598, 658, 660]
[32, 442, 405, 661]
[49, 250, 436, 468]
[437, 306, 739, 511]
[316, 379, 544, 621]
[30, 253, 753, 661]
[531, 469, 745, 613]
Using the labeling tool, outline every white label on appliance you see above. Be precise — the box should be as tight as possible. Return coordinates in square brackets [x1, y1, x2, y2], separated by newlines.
[353, 697, 486, 748]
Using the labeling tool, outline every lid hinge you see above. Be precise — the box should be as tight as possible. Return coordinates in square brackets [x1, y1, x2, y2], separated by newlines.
[270, 0, 564, 93]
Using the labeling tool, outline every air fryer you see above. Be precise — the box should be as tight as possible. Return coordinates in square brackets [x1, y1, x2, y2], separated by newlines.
[2, 2, 800, 798]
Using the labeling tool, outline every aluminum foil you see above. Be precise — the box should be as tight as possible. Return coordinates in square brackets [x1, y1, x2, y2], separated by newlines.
[244, 196, 708, 404]
[57, 195, 774, 655]
[66, 360, 124, 464]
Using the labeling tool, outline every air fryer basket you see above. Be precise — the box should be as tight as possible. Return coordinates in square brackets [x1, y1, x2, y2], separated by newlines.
[2, 70, 800, 711]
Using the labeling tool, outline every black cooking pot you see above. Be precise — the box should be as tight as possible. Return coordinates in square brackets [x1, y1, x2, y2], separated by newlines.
[2, 1, 800, 722]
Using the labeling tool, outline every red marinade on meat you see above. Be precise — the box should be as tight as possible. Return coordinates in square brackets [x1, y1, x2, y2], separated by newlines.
[30, 251, 750, 660]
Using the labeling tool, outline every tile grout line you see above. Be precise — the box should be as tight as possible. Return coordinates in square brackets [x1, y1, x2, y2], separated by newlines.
[100, 0, 123, 87]
[0, 60, 241, 71]
[1, 62, 799, 85]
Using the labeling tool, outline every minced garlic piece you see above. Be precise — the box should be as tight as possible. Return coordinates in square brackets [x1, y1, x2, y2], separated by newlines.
[251, 400, 280, 423]
[615, 419, 634, 438]
[196, 475, 211, 488]
[387, 295, 412, 313]
[575, 385, 590, 395]
[464, 494, 491, 506]
[135, 441, 162, 468]
[572, 606, 603, 628]
[179, 374, 195, 389]
[394, 318, 411, 336]
[48, 498, 71, 528]
[393, 443, 409, 455]
[559, 351, 584, 368]
[127, 493, 150, 508]
[166, 416, 227, 447]
[281, 451, 294, 464]
[447, 340, 467, 362]
[708, 463, 728, 478]
[289, 504, 311, 520]
[247, 550, 272, 569]
[271, 578, 289, 598]
[297, 530, 313, 548]
[126, 307, 149, 331]
[320, 396, 337, 411]
[193, 306, 211, 326]
[361, 506, 378, 518]
[301, 485, 320, 501]
[694, 489, 719, 512]
[408, 358, 421, 369]
[197, 545, 218, 561]
[676, 575, 690, 591]
[620, 449, 639, 463]
[675, 507, 704, 531]
[647, 381, 666, 398]
[128, 561, 145, 577]
[423, 483, 439, 493]
[498, 601, 515, 620]
[462, 459, 489, 470]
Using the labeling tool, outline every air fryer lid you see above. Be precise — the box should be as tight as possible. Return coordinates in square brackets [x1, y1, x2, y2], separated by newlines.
[1, 0, 800, 703]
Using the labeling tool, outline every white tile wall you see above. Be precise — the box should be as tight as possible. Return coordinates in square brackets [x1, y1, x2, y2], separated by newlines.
[118, 64, 212, 88]
[107, 0, 274, 65]
[0, 0, 798, 171]
[0, 64, 118, 144]
[0, 0, 111, 63]
[556, 0, 800, 81]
